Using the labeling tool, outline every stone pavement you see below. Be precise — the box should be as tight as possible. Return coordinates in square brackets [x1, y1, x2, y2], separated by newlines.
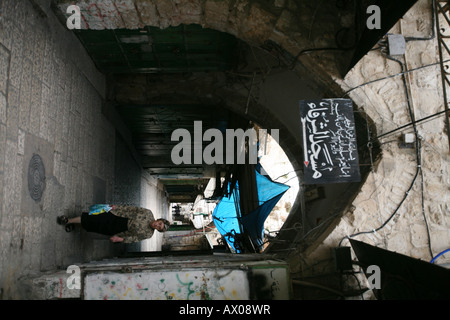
[0, 0, 166, 299]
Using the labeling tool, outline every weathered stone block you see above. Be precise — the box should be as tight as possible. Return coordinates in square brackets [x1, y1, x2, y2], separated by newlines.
[78, 1, 106, 30]
[0, 93, 6, 125]
[235, 3, 277, 43]
[172, 0, 203, 26]
[94, 0, 126, 29]
[153, 0, 178, 29]
[135, 0, 160, 26]
[115, 0, 142, 29]
[203, 0, 231, 32]
[0, 45, 10, 95]
[275, 9, 294, 33]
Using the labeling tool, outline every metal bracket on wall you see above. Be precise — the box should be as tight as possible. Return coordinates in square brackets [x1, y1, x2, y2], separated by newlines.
[435, 0, 450, 151]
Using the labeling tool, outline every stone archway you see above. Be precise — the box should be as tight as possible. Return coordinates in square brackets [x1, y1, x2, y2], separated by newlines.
[53, 0, 382, 254]
[53, 0, 364, 166]
[54, 0, 449, 270]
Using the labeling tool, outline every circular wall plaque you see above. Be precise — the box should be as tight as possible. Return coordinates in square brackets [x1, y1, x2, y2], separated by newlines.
[28, 154, 46, 202]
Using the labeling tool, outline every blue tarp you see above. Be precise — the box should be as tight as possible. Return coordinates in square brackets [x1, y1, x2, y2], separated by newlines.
[212, 168, 289, 253]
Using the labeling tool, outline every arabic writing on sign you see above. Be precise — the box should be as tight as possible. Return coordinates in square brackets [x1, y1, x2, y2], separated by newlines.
[300, 99, 361, 184]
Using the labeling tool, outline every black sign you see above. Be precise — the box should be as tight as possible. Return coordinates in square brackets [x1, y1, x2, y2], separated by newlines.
[300, 99, 361, 184]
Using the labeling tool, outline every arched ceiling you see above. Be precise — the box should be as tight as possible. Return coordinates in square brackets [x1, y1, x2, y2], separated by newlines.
[51, 0, 418, 250]
[73, 25, 245, 202]
[79, 25, 305, 204]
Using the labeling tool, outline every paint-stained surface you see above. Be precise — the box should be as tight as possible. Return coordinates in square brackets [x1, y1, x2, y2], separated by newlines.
[251, 266, 291, 300]
[24, 255, 291, 299]
[84, 269, 250, 300]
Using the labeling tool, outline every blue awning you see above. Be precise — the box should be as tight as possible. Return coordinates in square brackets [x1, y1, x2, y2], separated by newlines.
[212, 168, 289, 253]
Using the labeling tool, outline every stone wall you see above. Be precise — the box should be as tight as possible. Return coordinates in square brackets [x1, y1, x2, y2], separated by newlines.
[0, 0, 115, 298]
[289, 0, 450, 298]
[0, 0, 172, 298]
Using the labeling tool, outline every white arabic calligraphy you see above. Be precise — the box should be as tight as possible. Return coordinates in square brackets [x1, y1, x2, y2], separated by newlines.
[302, 99, 358, 180]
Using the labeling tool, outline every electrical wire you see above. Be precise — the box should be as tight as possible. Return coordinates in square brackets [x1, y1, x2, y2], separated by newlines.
[364, 112, 388, 248]
[386, 54, 433, 259]
[403, 0, 435, 42]
[430, 248, 450, 263]
[289, 0, 362, 71]
[419, 143, 434, 259]
[273, 169, 302, 182]
[338, 165, 419, 247]
[339, 53, 431, 251]
[375, 108, 450, 140]
[343, 0, 437, 97]
[342, 59, 449, 98]
[289, 47, 348, 70]
[343, 0, 447, 143]
[272, 1, 440, 261]
[346, 272, 366, 300]
[291, 280, 347, 298]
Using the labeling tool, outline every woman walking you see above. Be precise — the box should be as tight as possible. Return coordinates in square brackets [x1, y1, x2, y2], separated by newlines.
[57, 204, 170, 243]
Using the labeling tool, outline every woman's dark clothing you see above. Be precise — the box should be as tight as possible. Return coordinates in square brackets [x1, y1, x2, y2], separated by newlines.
[80, 205, 156, 243]
[81, 212, 129, 236]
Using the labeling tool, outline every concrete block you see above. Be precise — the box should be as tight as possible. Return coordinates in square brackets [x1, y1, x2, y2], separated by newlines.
[0, 12, 13, 51]
[0, 124, 6, 172]
[0, 45, 10, 95]
[19, 62, 32, 130]
[27, 270, 81, 299]
[0, 92, 6, 125]
[8, 31, 24, 90]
